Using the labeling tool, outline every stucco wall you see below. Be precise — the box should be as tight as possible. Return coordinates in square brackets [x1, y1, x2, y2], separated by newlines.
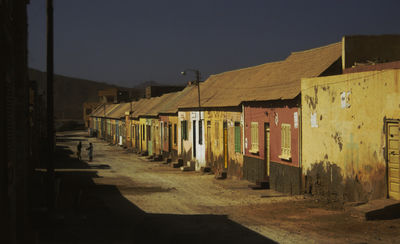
[244, 101, 300, 167]
[191, 111, 206, 170]
[139, 118, 147, 153]
[301, 69, 400, 201]
[178, 111, 192, 162]
[204, 110, 243, 178]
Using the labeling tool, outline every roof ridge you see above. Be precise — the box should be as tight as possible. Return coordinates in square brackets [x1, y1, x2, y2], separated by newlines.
[212, 60, 285, 77]
[290, 41, 341, 55]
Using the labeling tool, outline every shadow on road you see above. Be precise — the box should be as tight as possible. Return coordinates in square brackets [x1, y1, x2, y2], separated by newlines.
[366, 203, 400, 221]
[33, 135, 276, 244]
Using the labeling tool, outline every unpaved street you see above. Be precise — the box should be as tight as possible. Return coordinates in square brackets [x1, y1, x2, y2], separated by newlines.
[36, 131, 400, 244]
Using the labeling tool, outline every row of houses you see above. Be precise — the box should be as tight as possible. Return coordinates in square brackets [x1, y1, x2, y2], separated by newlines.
[89, 35, 400, 202]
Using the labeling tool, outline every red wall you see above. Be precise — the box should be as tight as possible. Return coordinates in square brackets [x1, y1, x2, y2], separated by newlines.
[244, 103, 299, 167]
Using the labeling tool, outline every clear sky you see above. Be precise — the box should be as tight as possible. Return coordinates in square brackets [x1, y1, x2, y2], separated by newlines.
[28, 0, 400, 87]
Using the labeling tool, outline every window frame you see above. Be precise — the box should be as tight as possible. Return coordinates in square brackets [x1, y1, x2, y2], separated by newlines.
[249, 122, 259, 154]
[279, 123, 291, 160]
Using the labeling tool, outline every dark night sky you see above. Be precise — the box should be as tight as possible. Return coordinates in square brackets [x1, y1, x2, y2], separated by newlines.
[28, 0, 400, 87]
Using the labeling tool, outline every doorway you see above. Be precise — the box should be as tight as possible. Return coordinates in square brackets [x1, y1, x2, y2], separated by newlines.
[168, 124, 172, 152]
[387, 121, 400, 200]
[264, 123, 270, 178]
[193, 120, 196, 158]
[223, 121, 228, 168]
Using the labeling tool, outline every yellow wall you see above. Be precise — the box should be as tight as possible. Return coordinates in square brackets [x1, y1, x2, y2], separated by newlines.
[169, 116, 179, 152]
[131, 119, 140, 149]
[139, 118, 147, 152]
[152, 118, 161, 155]
[301, 69, 400, 201]
[178, 111, 192, 161]
[204, 110, 243, 177]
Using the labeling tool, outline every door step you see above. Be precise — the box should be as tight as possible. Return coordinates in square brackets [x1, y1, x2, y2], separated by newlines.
[249, 179, 270, 190]
[181, 161, 195, 171]
[215, 170, 227, 180]
[172, 159, 184, 168]
[152, 154, 163, 161]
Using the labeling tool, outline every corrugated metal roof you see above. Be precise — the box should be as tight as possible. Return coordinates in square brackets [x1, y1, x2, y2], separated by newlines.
[131, 97, 161, 119]
[178, 42, 342, 108]
[91, 103, 120, 117]
[156, 86, 196, 115]
[144, 92, 177, 117]
[107, 102, 132, 119]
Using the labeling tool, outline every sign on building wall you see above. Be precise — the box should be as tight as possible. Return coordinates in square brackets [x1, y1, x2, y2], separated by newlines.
[294, 112, 298, 128]
[311, 112, 318, 128]
[341, 91, 351, 109]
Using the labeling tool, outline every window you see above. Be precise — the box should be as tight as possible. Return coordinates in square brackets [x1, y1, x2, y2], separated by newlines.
[142, 124, 145, 140]
[199, 120, 203, 145]
[279, 123, 291, 160]
[250, 122, 259, 153]
[234, 122, 241, 153]
[174, 124, 177, 145]
[181, 120, 187, 140]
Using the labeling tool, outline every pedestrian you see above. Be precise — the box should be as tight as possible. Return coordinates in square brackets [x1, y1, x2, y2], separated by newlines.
[86, 142, 93, 162]
[77, 141, 82, 160]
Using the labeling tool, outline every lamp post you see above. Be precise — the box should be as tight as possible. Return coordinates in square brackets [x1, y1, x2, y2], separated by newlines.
[181, 69, 201, 112]
[181, 69, 202, 148]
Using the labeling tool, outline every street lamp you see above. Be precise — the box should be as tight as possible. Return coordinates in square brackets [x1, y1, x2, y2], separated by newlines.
[181, 69, 201, 110]
[181, 69, 202, 146]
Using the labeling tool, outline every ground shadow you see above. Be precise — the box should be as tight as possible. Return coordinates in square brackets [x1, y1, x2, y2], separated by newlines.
[366, 203, 400, 220]
[33, 135, 276, 243]
[54, 145, 110, 170]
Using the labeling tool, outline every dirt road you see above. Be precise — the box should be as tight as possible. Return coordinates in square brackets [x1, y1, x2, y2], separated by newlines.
[36, 131, 400, 243]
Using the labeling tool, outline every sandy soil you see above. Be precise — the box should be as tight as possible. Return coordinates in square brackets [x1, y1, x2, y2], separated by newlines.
[36, 131, 400, 244]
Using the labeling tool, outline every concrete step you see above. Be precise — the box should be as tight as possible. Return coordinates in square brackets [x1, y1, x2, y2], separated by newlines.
[215, 171, 227, 180]
[172, 159, 183, 168]
[180, 166, 194, 172]
[152, 154, 163, 161]
[347, 199, 400, 220]
[200, 167, 212, 173]
[248, 179, 270, 190]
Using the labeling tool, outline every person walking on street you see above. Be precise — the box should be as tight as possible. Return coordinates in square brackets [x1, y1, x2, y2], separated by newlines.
[86, 142, 93, 162]
[77, 141, 82, 160]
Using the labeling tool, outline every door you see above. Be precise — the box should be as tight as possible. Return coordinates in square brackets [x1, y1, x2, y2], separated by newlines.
[193, 120, 196, 158]
[168, 124, 172, 152]
[388, 121, 400, 200]
[160, 123, 164, 152]
[223, 121, 228, 168]
[207, 121, 212, 163]
[265, 123, 270, 178]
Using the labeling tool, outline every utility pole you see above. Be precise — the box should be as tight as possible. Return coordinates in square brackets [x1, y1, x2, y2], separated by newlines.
[46, 0, 55, 211]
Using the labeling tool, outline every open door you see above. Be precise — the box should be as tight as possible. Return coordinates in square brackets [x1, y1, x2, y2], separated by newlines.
[193, 120, 196, 158]
[265, 123, 270, 178]
[168, 124, 172, 152]
[387, 121, 400, 200]
[223, 121, 228, 168]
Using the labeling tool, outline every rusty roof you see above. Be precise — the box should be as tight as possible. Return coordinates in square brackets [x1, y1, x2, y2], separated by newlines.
[178, 42, 342, 108]
[90, 103, 120, 117]
[156, 86, 196, 115]
[107, 102, 132, 119]
[144, 92, 178, 117]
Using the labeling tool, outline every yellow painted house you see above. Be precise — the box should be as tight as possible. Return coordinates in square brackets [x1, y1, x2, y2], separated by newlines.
[301, 66, 400, 201]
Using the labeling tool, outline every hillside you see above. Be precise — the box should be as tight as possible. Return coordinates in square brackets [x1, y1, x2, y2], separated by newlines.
[29, 69, 129, 121]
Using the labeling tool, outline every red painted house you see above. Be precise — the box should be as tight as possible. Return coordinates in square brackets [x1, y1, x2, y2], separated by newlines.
[243, 42, 343, 194]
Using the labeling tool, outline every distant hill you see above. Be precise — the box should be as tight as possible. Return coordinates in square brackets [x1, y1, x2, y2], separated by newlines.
[29, 69, 129, 121]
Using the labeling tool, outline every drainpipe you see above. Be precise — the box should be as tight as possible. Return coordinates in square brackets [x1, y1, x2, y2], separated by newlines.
[46, 0, 55, 211]
[242, 104, 245, 154]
